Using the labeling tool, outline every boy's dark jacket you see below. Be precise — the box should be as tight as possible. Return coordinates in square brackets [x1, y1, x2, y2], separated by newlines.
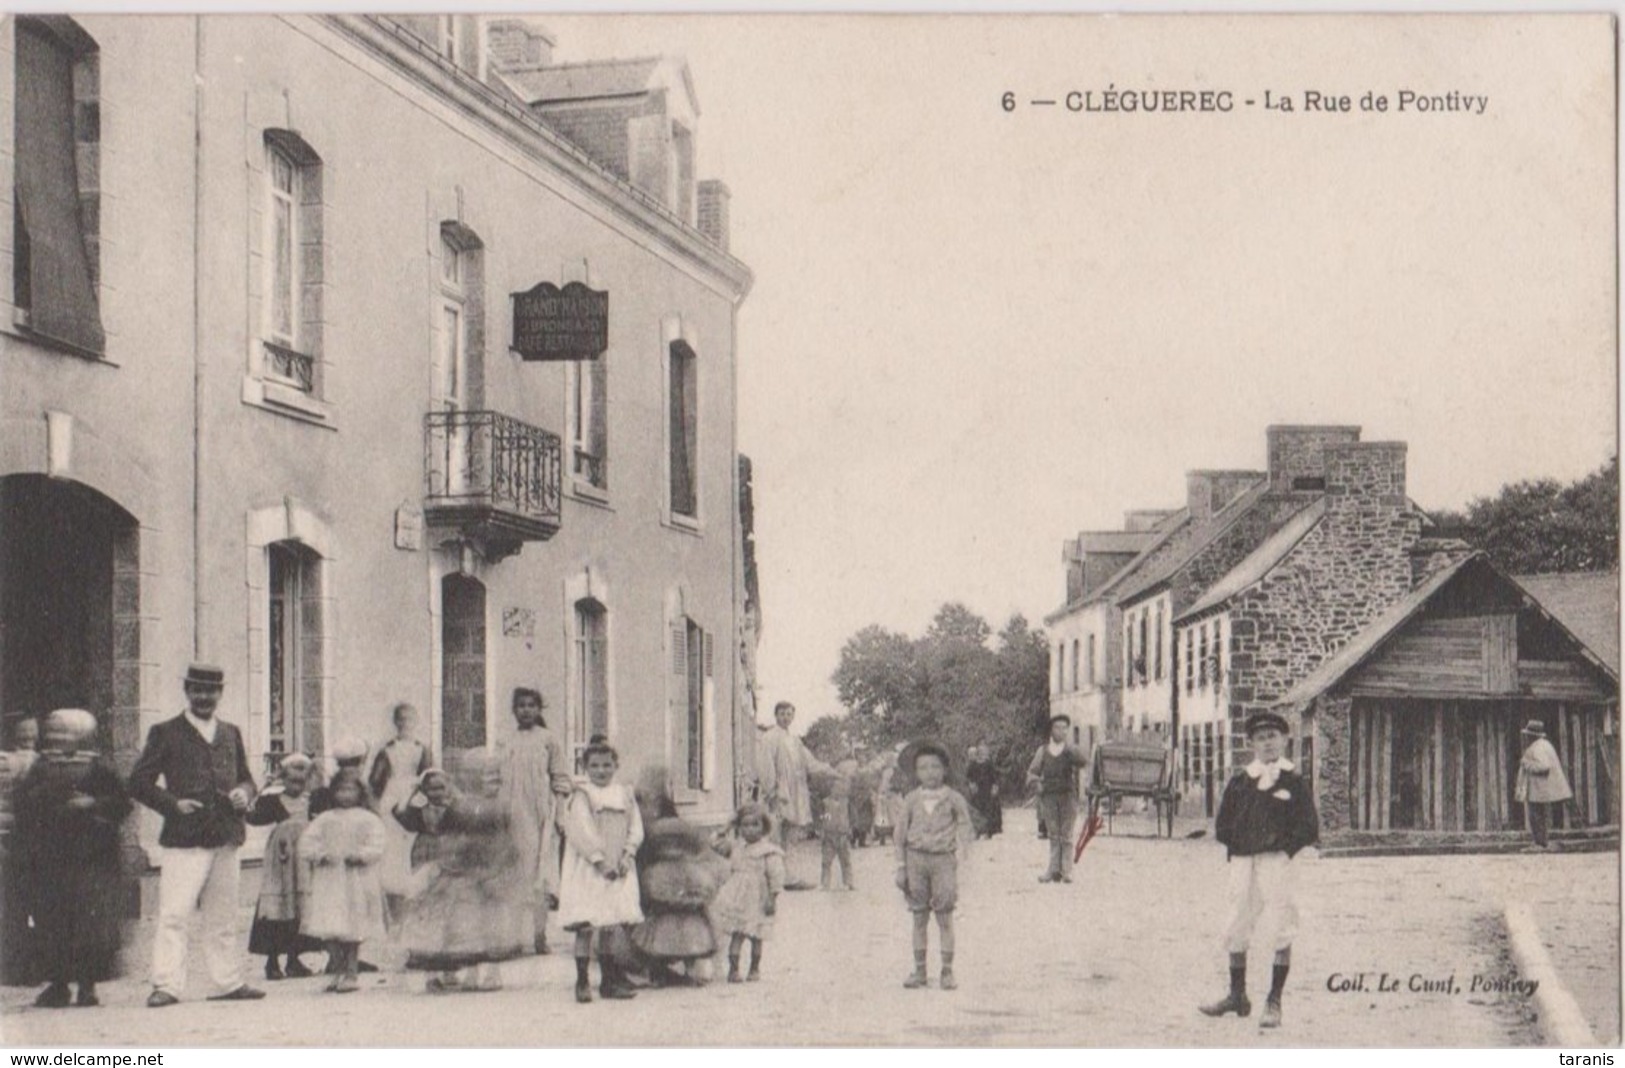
[1214, 765, 1320, 859]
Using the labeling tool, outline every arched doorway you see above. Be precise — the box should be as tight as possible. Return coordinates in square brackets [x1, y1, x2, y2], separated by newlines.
[440, 573, 487, 752]
[0, 474, 137, 756]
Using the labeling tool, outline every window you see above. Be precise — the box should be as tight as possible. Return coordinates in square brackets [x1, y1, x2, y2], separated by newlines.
[435, 222, 483, 411]
[1154, 602, 1164, 681]
[668, 339, 699, 518]
[440, 15, 460, 62]
[1057, 642, 1065, 691]
[1136, 610, 1148, 684]
[568, 354, 608, 490]
[259, 131, 322, 395]
[572, 598, 608, 751]
[1070, 641, 1079, 692]
[267, 541, 320, 763]
[1086, 634, 1096, 688]
[13, 17, 102, 354]
[1185, 631, 1195, 694]
[1292, 476, 1326, 492]
[673, 616, 712, 790]
[1198, 624, 1210, 689]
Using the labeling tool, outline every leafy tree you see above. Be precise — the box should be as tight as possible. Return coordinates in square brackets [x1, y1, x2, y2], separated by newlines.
[826, 604, 1051, 794]
[1434, 456, 1618, 574]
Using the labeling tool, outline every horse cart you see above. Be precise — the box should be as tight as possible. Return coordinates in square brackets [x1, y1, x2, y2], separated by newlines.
[1085, 741, 1178, 838]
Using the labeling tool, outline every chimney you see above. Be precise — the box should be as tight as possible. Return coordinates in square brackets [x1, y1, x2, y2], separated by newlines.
[1266, 425, 1361, 493]
[697, 180, 731, 251]
[1123, 509, 1176, 533]
[1324, 441, 1408, 508]
[487, 19, 554, 70]
[1063, 538, 1085, 603]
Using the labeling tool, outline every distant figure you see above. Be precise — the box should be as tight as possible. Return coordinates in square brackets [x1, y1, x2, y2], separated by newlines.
[0, 714, 41, 986]
[1516, 719, 1573, 850]
[245, 752, 321, 980]
[1200, 711, 1320, 1031]
[894, 742, 974, 991]
[1026, 715, 1085, 883]
[560, 742, 644, 1003]
[712, 803, 786, 983]
[299, 769, 387, 994]
[965, 745, 1003, 838]
[819, 758, 856, 889]
[368, 702, 431, 928]
[497, 687, 572, 955]
[755, 701, 834, 888]
[630, 768, 725, 987]
[13, 709, 131, 1009]
[128, 663, 264, 1008]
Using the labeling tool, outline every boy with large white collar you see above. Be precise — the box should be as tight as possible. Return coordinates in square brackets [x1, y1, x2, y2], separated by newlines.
[1199, 711, 1319, 1030]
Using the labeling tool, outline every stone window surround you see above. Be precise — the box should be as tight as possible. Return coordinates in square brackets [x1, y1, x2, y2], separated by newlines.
[665, 582, 715, 800]
[242, 104, 333, 427]
[562, 565, 617, 768]
[427, 543, 496, 757]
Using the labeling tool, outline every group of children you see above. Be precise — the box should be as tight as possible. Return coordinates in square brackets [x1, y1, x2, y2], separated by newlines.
[245, 738, 797, 1001]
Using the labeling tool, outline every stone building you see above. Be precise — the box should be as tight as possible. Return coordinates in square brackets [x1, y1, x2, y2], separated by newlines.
[0, 13, 758, 878]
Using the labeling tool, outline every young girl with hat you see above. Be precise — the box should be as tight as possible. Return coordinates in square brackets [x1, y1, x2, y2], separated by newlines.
[1200, 710, 1319, 1030]
[246, 752, 322, 980]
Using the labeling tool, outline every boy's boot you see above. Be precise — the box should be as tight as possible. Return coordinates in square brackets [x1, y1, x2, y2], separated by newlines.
[904, 950, 929, 989]
[574, 957, 593, 1003]
[264, 956, 284, 981]
[75, 981, 99, 1008]
[940, 952, 958, 991]
[1199, 953, 1251, 1017]
[727, 952, 743, 983]
[746, 942, 763, 982]
[34, 982, 70, 1008]
[1261, 958, 1289, 1028]
[600, 958, 636, 999]
[285, 955, 313, 979]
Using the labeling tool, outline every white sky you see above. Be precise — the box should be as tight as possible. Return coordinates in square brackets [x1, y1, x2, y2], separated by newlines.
[542, 14, 1618, 730]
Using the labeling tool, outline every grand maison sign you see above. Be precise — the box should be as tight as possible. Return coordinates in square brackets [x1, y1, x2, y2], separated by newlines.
[511, 282, 609, 362]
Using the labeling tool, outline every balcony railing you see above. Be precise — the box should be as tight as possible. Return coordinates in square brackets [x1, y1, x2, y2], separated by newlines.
[425, 409, 562, 550]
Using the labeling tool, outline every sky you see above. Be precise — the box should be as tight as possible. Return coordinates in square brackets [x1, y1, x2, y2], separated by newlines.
[542, 14, 1618, 730]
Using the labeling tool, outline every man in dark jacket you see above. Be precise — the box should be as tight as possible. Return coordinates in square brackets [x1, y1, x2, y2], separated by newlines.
[1199, 711, 1319, 1030]
[128, 664, 265, 1008]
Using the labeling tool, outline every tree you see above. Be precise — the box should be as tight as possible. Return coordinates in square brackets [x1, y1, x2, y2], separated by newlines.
[1434, 456, 1618, 574]
[828, 604, 1050, 794]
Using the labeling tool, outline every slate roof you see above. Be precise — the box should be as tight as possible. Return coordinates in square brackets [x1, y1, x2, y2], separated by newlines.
[1112, 479, 1273, 607]
[1045, 509, 1191, 623]
[1177, 499, 1328, 622]
[503, 57, 701, 116]
[1513, 571, 1620, 673]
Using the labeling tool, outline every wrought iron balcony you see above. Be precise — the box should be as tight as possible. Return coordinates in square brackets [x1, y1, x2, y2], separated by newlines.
[424, 409, 562, 555]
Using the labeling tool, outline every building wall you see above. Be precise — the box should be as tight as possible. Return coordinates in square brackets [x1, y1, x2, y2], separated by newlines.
[1227, 443, 1420, 756]
[3, 15, 753, 866]
[1120, 590, 1174, 733]
[1047, 601, 1113, 751]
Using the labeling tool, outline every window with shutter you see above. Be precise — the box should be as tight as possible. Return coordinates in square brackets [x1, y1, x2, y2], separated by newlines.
[13, 17, 103, 355]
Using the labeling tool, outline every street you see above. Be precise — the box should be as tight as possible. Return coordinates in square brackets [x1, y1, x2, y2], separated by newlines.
[1, 807, 1607, 1047]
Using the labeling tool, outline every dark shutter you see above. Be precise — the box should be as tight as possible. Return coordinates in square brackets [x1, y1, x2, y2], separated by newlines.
[14, 21, 103, 354]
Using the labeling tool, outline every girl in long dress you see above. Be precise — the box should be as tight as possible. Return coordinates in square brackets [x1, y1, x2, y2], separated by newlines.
[367, 703, 431, 928]
[399, 752, 530, 993]
[246, 752, 322, 979]
[299, 770, 387, 993]
[630, 766, 726, 986]
[559, 742, 644, 1003]
[13, 709, 131, 1008]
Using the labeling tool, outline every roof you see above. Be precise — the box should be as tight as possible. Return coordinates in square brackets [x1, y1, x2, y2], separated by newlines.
[1044, 509, 1192, 624]
[505, 56, 701, 117]
[1177, 499, 1327, 622]
[1278, 557, 1621, 709]
[1513, 572, 1620, 673]
[1114, 479, 1271, 606]
[1276, 555, 1481, 708]
[1070, 530, 1159, 556]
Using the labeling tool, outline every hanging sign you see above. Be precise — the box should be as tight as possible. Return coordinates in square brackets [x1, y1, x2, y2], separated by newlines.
[511, 281, 609, 361]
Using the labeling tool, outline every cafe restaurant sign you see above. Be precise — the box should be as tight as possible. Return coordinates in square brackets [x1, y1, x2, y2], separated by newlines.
[511, 281, 609, 361]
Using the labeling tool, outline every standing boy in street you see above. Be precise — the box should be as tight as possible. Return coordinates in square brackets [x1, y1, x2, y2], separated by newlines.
[1026, 715, 1086, 883]
[894, 743, 973, 991]
[1200, 711, 1319, 1030]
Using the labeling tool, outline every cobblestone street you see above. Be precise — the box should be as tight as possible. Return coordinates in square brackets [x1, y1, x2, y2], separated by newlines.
[2, 808, 1606, 1047]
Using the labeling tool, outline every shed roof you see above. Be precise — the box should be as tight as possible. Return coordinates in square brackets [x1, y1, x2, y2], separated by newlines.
[1513, 571, 1620, 673]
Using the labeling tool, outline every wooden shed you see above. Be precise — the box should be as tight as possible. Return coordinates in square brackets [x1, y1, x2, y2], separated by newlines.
[1281, 555, 1619, 834]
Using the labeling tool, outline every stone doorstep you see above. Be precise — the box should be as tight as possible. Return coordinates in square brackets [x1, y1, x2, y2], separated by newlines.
[1321, 828, 1620, 859]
